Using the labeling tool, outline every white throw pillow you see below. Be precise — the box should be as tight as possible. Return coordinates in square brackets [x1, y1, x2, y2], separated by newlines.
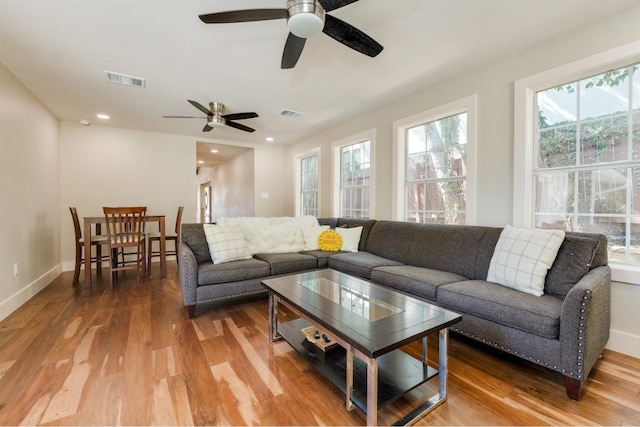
[301, 225, 330, 250]
[203, 224, 252, 264]
[487, 225, 565, 296]
[335, 226, 363, 253]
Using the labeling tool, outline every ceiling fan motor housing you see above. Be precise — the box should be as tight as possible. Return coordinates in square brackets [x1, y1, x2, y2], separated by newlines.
[286, 0, 325, 38]
[207, 102, 226, 127]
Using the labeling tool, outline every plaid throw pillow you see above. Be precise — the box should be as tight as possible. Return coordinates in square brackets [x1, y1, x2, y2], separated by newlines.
[487, 225, 565, 296]
[203, 224, 252, 264]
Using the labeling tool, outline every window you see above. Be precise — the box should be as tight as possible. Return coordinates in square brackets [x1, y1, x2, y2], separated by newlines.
[534, 65, 640, 265]
[393, 95, 477, 224]
[300, 154, 318, 216]
[405, 113, 468, 224]
[339, 140, 371, 218]
[515, 40, 640, 280]
[331, 130, 374, 218]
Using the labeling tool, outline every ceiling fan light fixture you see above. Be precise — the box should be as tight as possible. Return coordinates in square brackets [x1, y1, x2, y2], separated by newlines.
[207, 115, 227, 128]
[287, 0, 325, 38]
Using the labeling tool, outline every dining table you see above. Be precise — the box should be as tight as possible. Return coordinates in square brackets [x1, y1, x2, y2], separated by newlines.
[83, 214, 166, 288]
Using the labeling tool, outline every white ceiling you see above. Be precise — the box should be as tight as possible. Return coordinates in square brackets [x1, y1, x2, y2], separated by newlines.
[1, 0, 639, 166]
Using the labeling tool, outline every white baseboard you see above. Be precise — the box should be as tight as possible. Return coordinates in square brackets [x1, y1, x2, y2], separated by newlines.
[606, 329, 640, 359]
[0, 264, 62, 322]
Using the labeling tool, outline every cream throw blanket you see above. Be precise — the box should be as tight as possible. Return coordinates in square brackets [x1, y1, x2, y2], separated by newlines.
[216, 216, 320, 255]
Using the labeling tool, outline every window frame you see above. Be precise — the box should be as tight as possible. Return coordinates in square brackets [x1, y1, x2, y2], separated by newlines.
[332, 129, 375, 218]
[392, 95, 477, 223]
[294, 147, 321, 217]
[514, 39, 640, 285]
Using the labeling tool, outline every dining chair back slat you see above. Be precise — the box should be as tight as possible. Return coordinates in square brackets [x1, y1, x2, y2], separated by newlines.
[103, 206, 147, 288]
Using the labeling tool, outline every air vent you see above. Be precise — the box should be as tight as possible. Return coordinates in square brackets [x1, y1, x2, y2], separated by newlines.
[105, 71, 146, 88]
[280, 109, 304, 118]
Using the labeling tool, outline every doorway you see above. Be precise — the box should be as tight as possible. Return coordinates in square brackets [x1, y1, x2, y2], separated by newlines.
[200, 183, 211, 223]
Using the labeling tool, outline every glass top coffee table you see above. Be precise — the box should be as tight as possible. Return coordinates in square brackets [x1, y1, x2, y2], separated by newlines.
[262, 269, 462, 426]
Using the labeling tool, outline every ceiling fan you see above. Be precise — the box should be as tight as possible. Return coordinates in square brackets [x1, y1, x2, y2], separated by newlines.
[199, 0, 383, 69]
[163, 100, 258, 133]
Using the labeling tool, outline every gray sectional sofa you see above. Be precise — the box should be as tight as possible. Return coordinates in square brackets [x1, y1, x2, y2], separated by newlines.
[178, 218, 610, 400]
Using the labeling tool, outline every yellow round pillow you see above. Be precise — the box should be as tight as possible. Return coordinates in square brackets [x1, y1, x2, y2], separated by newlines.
[317, 229, 343, 252]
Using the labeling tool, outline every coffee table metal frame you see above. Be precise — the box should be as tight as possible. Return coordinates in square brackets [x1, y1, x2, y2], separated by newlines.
[263, 269, 461, 426]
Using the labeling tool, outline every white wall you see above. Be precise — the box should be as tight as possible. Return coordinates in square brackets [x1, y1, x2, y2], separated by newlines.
[283, 6, 640, 358]
[59, 123, 197, 269]
[196, 144, 286, 221]
[253, 145, 286, 217]
[0, 62, 61, 321]
[198, 149, 256, 220]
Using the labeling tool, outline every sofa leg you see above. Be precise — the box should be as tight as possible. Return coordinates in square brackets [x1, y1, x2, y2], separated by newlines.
[186, 305, 196, 319]
[563, 375, 582, 400]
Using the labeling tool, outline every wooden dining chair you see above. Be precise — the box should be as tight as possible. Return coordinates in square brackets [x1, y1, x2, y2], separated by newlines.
[70, 207, 110, 285]
[147, 206, 183, 272]
[103, 206, 147, 288]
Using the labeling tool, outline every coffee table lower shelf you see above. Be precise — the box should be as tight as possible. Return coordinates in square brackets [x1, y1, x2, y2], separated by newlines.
[278, 318, 439, 414]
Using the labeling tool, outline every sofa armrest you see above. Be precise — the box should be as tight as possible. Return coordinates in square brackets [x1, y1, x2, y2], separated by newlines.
[559, 265, 611, 382]
[178, 241, 199, 310]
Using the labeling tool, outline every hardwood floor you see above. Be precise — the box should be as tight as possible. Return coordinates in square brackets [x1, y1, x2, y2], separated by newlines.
[1, 263, 639, 426]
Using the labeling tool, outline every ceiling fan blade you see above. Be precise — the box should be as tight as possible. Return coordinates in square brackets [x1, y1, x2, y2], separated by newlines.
[318, 0, 359, 12]
[188, 100, 213, 116]
[199, 9, 287, 24]
[223, 112, 258, 121]
[202, 124, 213, 132]
[163, 115, 206, 119]
[281, 33, 306, 69]
[226, 121, 256, 133]
[322, 14, 383, 58]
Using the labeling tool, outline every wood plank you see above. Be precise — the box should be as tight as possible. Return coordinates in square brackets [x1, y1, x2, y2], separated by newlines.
[0, 266, 638, 426]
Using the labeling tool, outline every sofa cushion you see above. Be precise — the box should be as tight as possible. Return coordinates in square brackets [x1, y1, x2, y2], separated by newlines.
[300, 250, 344, 268]
[406, 224, 494, 280]
[371, 265, 468, 301]
[197, 258, 270, 286]
[437, 280, 563, 339]
[328, 251, 403, 279]
[487, 226, 565, 296]
[472, 227, 503, 280]
[364, 221, 418, 264]
[181, 223, 213, 265]
[203, 224, 252, 264]
[545, 233, 607, 298]
[254, 252, 318, 275]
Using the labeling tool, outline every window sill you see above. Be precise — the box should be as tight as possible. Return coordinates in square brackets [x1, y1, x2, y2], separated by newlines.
[610, 263, 640, 285]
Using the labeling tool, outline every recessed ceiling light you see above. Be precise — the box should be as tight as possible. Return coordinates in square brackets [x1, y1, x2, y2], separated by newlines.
[265, 137, 274, 142]
[198, 160, 204, 164]
[78, 119, 90, 126]
[96, 113, 110, 120]
[211, 149, 219, 153]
